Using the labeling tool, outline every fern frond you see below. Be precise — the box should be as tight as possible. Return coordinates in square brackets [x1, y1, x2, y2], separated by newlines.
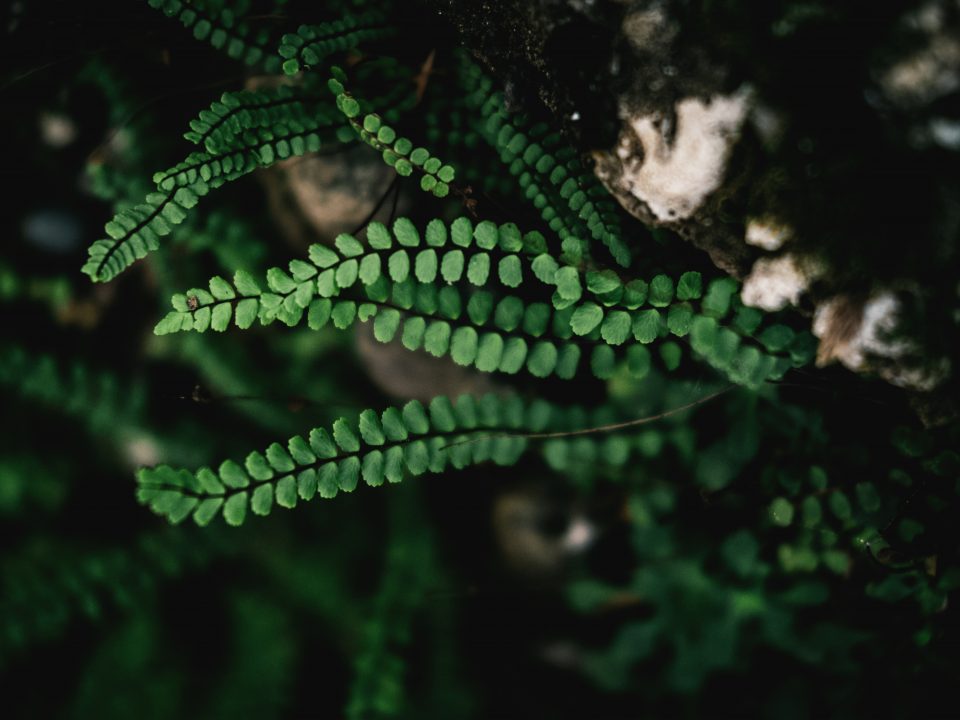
[460, 57, 630, 267]
[0, 344, 146, 436]
[201, 593, 297, 719]
[0, 454, 67, 517]
[155, 217, 542, 330]
[329, 67, 455, 199]
[346, 486, 431, 719]
[153, 215, 808, 385]
[279, 11, 396, 76]
[83, 109, 347, 282]
[0, 528, 221, 662]
[183, 85, 332, 154]
[136, 394, 530, 526]
[0, 261, 72, 314]
[147, 0, 282, 73]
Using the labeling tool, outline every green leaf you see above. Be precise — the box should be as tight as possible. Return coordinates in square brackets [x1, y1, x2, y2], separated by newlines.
[219, 460, 249, 489]
[267, 267, 296, 294]
[288, 436, 316, 465]
[555, 266, 582, 302]
[265, 443, 295, 473]
[384, 446, 405, 483]
[438, 286, 461, 318]
[209, 276, 236, 300]
[590, 345, 616, 379]
[659, 341, 682, 371]
[527, 341, 558, 377]
[441, 250, 465, 283]
[297, 469, 318, 501]
[402, 400, 431, 434]
[649, 274, 674, 307]
[476, 333, 505, 372]
[338, 457, 361, 491]
[210, 303, 232, 332]
[381, 407, 408, 441]
[367, 223, 392, 249]
[601, 310, 631, 345]
[251, 485, 274, 516]
[308, 299, 332, 330]
[626, 345, 651, 379]
[531, 254, 559, 284]
[245, 451, 274, 481]
[331, 301, 356, 329]
[317, 464, 339, 498]
[473, 221, 498, 249]
[223, 492, 248, 526]
[388, 250, 410, 282]
[466, 253, 490, 286]
[415, 249, 438, 282]
[498, 338, 528, 374]
[759, 324, 795, 352]
[450, 327, 479, 366]
[702, 278, 738, 318]
[622, 280, 648, 309]
[571, 303, 603, 335]
[404, 440, 430, 475]
[426, 218, 447, 246]
[332, 418, 361, 452]
[393, 217, 420, 247]
[335, 233, 364, 258]
[424, 321, 451, 356]
[428, 396, 457, 432]
[666, 304, 694, 337]
[309, 428, 338, 458]
[400, 316, 425, 349]
[676, 271, 703, 300]
[498, 256, 522, 287]
[275, 476, 298, 509]
[359, 409, 386, 446]
[586, 270, 621, 294]
[769, 497, 794, 527]
[451, 217, 473, 247]
[494, 296, 524, 330]
[522, 303, 551, 337]
[632, 309, 661, 343]
[193, 498, 223, 526]
[309, 244, 340, 268]
[358, 254, 382, 285]
[362, 451, 385, 486]
[373, 308, 401, 342]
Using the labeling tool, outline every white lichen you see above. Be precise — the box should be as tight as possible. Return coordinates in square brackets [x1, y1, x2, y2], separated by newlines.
[881, 1, 960, 107]
[813, 292, 909, 370]
[741, 253, 822, 311]
[745, 218, 792, 251]
[614, 87, 753, 222]
[812, 291, 950, 391]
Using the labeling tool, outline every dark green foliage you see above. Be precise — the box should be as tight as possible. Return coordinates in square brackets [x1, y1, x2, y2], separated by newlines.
[147, 0, 283, 72]
[279, 11, 395, 76]
[4, 0, 960, 717]
[0, 529, 222, 663]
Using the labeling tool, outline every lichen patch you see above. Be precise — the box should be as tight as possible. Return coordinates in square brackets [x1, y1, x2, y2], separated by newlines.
[606, 87, 753, 222]
[745, 218, 792, 251]
[741, 253, 822, 311]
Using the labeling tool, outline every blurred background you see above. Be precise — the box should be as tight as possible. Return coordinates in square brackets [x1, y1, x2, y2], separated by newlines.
[2, 1, 959, 718]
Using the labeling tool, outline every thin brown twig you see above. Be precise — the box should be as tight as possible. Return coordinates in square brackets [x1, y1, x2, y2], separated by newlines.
[440, 384, 735, 450]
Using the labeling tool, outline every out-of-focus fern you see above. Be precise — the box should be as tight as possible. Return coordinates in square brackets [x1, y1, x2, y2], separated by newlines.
[3, 0, 949, 714]
[0, 528, 223, 665]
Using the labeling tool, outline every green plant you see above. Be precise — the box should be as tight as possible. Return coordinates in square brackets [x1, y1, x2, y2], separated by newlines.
[4, 0, 959, 717]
